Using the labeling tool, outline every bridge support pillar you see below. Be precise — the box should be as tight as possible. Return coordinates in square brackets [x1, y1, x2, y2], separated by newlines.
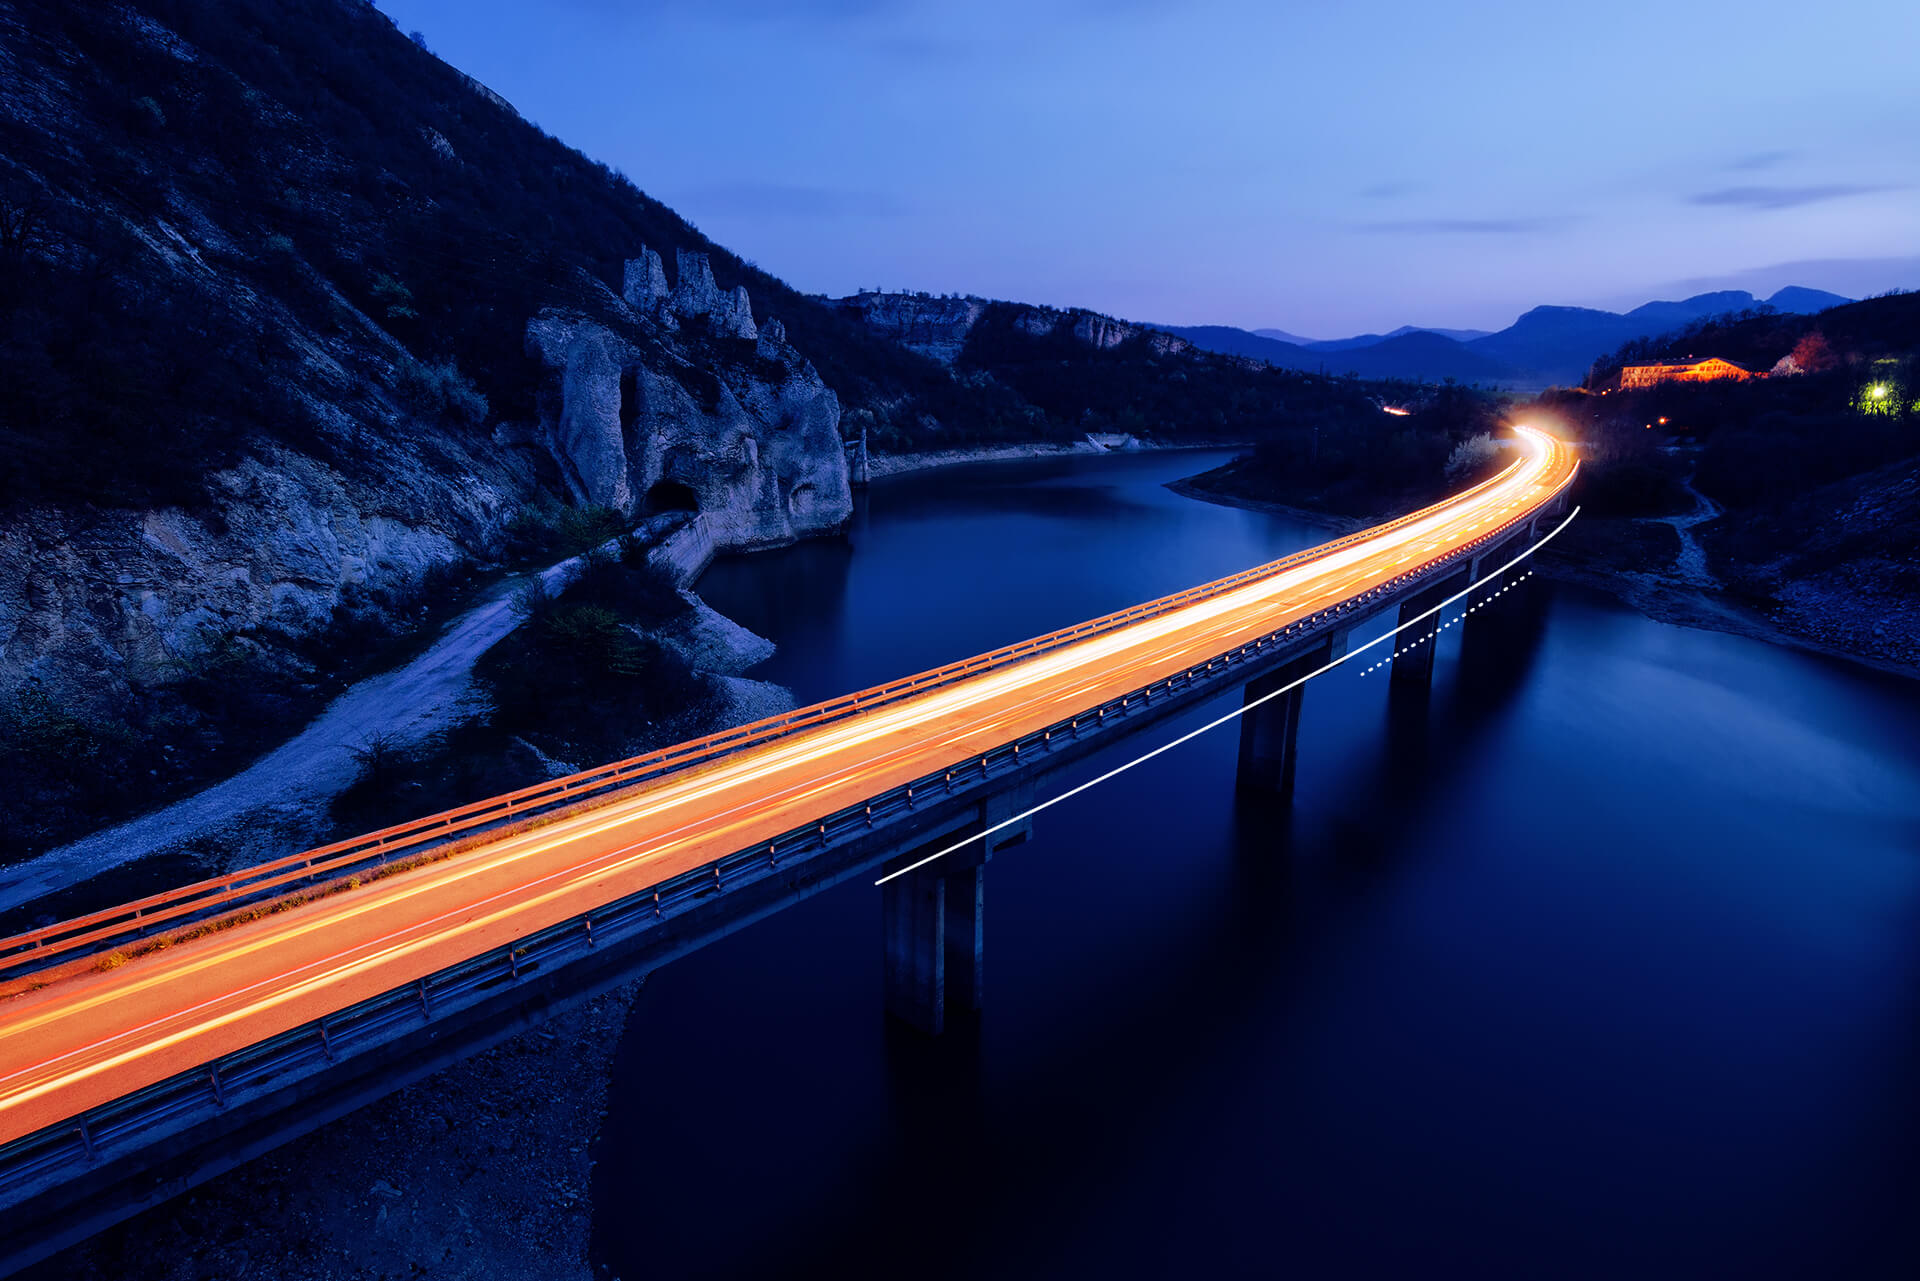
[1466, 548, 1501, 629]
[881, 794, 1029, 1035]
[1236, 635, 1343, 800]
[1389, 595, 1440, 688]
[1390, 569, 1471, 689]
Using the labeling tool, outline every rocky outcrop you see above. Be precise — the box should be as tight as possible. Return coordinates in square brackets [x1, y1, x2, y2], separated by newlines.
[653, 590, 775, 676]
[833, 292, 988, 365]
[670, 249, 722, 318]
[0, 442, 528, 725]
[621, 248, 764, 344]
[621, 248, 669, 311]
[1017, 305, 1192, 356]
[538, 323, 635, 511]
[757, 317, 787, 355]
[724, 285, 758, 341]
[833, 291, 1191, 364]
[526, 256, 852, 552]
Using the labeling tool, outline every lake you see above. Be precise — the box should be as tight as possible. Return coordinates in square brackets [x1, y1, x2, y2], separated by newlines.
[594, 448, 1920, 1279]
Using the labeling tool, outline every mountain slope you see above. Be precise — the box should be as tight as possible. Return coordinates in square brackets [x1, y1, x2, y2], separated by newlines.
[1306, 324, 1491, 351]
[1252, 326, 1319, 345]
[1327, 330, 1519, 382]
[1767, 286, 1852, 313]
[1177, 288, 1858, 388]
[1153, 324, 1312, 365]
[0, 0, 1411, 857]
[1161, 323, 1520, 384]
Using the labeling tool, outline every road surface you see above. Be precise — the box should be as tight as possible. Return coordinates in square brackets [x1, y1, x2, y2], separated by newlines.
[0, 426, 1577, 1146]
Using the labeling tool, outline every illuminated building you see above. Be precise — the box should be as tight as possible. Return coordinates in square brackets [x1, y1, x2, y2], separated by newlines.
[1618, 356, 1754, 389]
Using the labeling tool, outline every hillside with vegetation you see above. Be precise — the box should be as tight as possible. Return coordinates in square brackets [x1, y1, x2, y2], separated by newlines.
[1171, 380, 1512, 519]
[0, 0, 1394, 857]
[0, 0, 1388, 516]
[1545, 291, 1920, 670]
[1160, 287, 1851, 390]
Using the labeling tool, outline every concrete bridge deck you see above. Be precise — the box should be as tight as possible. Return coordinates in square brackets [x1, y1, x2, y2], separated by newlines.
[0, 427, 1577, 1274]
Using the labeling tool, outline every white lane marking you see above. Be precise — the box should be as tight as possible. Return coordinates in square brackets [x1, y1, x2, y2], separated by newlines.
[875, 506, 1579, 885]
[0, 451, 1572, 1107]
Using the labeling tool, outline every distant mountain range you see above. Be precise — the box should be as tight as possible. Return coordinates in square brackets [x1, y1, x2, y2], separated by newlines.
[1162, 287, 1853, 388]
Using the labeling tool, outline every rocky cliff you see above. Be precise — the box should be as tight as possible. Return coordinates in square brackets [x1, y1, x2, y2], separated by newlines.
[0, 0, 1369, 855]
[0, 444, 526, 721]
[527, 249, 850, 550]
[833, 292, 1193, 365]
[832, 293, 988, 365]
[0, 0, 857, 852]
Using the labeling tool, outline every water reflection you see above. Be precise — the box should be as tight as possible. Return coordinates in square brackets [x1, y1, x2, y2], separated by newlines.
[596, 450, 1920, 1280]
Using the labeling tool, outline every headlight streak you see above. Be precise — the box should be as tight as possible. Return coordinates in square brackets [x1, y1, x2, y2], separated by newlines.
[874, 503, 1581, 886]
[0, 428, 1576, 1140]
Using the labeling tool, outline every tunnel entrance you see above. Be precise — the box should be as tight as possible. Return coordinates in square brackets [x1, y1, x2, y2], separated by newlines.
[644, 479, 700, 514]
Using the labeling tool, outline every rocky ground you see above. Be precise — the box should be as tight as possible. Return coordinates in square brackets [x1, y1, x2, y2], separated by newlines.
[0, 545, 596, 917]
[0, 521, 780, 923]
[1544, 465, 1920, 681]
[1172, 462, 1920, 683]
[10, 525, 795, 1281]
[31, 984, 641, 1281]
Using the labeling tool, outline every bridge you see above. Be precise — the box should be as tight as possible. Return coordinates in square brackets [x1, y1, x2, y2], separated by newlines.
[0, 425, 1577, 1273]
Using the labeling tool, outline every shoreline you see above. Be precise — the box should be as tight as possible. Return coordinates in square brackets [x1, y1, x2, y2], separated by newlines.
[21, 524, 789, 1281]
[30, 445, 1913, 1275]
[1168, 469, 1920, 684]
[1162, 475, 1366, 534]
[868, 438, 1248, 481]
[1533, 553, 1920, 684]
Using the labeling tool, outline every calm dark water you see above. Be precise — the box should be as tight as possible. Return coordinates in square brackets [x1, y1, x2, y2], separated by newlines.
[593, 450, 1920, 1280]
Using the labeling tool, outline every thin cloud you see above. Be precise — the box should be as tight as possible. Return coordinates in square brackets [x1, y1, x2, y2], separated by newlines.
[1691, 183, 1896, 210]
[1359, 180, 1419, 200]
[1728, 150, 1792, 172]
[1359, 216, 1573, 235]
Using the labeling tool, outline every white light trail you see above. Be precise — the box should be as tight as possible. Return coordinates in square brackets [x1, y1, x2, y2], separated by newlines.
[874, 506, 1580, 886]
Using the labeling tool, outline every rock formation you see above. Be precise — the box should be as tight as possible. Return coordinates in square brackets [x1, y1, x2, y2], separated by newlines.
[623, 248, 764, 344]
[622, 249, 669, 311]
[834, 293, 988, 365]
[526, 257, 852, 551]
[0, 439, 528, 725]
[831, 291, 1191, 364]
[724, 285, 758, 341]
[670, 249, 721, 318]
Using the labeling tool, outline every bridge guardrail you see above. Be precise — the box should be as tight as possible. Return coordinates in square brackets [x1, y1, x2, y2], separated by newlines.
[0, 476, 1574, 1198]
[0, 454, 1563, 979]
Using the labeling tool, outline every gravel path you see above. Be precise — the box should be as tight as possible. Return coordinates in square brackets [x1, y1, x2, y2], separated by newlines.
[1649, 472, 1723, 587]
[0, 551, 599, 917]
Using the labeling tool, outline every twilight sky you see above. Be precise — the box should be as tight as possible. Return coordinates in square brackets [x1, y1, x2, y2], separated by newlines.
[378, 0, 1918, 337]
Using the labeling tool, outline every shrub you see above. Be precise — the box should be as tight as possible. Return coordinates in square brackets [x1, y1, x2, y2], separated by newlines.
[393, 357, 487, 427]
[1444, 433, 1501, 484]
[500, 500, 628, 561]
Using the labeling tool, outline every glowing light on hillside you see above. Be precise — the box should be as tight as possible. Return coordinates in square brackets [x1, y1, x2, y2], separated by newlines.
[1868, 383, 1890, 400]
[1381, 405, 1411, 416]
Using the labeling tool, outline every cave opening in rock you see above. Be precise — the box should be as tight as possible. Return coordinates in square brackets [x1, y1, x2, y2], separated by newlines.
[644, 479, 700, 514]
[618, 367, 640, 435]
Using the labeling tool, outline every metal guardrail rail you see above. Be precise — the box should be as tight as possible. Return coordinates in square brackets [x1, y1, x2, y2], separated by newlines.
[0, 457, 1542, 978]
[0, 482, 1573, 1203]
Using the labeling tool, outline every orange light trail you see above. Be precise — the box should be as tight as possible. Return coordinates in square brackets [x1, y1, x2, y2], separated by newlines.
[0, 425, 1577, 1145]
